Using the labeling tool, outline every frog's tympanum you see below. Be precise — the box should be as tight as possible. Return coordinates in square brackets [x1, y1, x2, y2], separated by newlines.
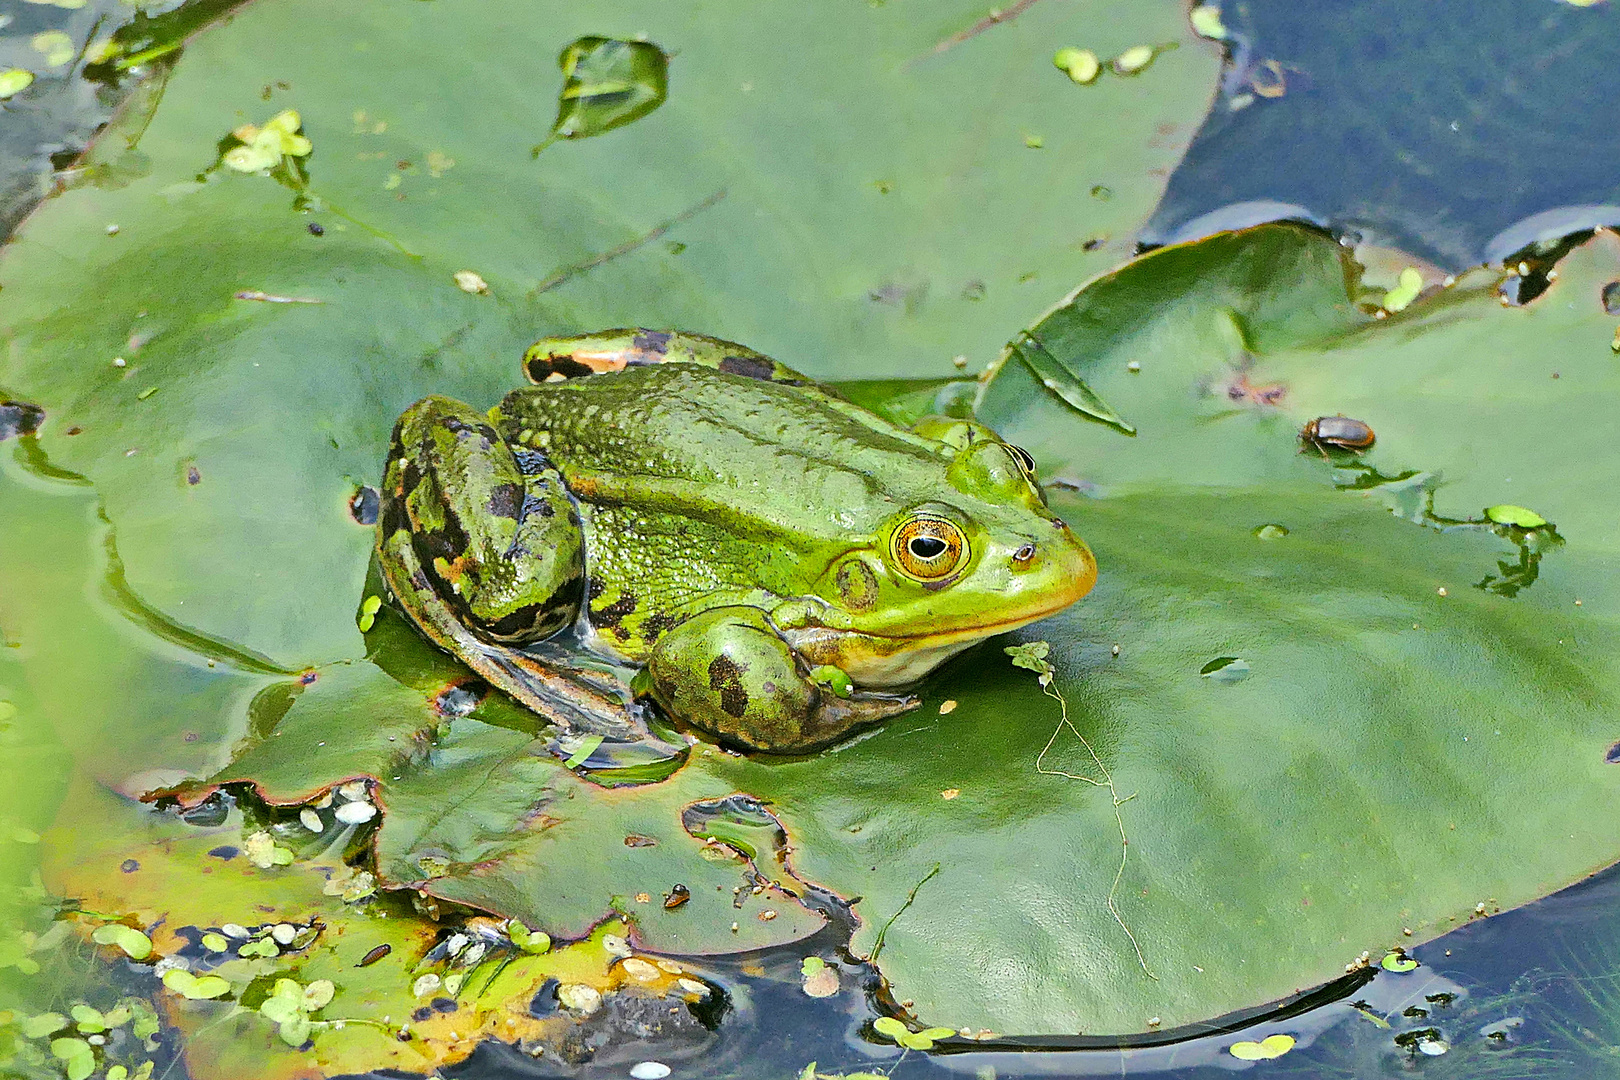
[377, 330, 1096, 752]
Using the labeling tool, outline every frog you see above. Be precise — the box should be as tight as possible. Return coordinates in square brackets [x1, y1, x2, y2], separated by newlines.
[376, 329, 1097, 753]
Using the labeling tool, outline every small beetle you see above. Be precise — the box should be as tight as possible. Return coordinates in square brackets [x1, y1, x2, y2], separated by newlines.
[1300, 415, 1375, 455]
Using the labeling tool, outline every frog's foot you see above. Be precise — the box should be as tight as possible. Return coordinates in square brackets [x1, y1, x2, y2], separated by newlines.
[645, 606, 917, 754]
[522, 329, 813, 385]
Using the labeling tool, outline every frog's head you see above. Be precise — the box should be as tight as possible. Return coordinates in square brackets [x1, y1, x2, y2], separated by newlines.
[784, 420, 1096, 688]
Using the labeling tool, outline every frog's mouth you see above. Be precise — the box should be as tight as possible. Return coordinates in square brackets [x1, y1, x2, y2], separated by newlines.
[784, 609, 1067, 689]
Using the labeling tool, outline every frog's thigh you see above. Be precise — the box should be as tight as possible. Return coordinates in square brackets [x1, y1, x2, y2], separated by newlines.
[523, 329, 810, 384]
[645, 607, 821, 752]
[385, 396, 583, 644]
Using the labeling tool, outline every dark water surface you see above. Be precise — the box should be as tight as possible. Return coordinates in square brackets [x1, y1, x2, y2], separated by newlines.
[5, 1, 1620, 1077]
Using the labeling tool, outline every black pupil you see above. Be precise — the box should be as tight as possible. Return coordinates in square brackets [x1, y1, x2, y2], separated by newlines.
[909, 536, 949, 560]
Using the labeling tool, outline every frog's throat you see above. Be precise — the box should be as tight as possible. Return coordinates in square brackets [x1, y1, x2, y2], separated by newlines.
[783, 612, 1055, 688]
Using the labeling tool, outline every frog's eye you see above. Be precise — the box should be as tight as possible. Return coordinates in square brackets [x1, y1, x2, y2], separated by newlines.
[892, 515, 969, 582]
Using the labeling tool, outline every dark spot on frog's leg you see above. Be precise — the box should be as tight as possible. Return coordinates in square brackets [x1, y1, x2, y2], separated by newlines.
[525, 353, 598, 382]
[708, 655, 750, 718]
[719, 355, 775, 381]
[400, 458, 424, 499]
[414, 520, 468, 567]
[379, 495, 408, 539]
[486, 482, 523, 519]
[481, 602, 554, 643]
[587, 579, 605, 602]
[633, 329, 672, 354]
[1605, 739, 1620, 764]
[185, 465, 202, 485]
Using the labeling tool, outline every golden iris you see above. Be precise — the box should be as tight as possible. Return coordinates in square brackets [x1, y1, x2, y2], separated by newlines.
[892, 515, 968, 581]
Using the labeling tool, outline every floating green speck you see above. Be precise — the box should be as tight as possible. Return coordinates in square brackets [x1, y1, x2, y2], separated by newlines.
[1380, 951, 1419, 972]
[1052, 47, 1100, 84]
[31, 32, 76, 68]
[1485, 504, 1548, 529]
[0, 69, 35, 99]
[1382, 267, 1424, 312]
[90, 922, 152, 960]
[1229, 1033, 1295, 1059]
[1190, 5, 1229, 40]
[1112, 45, 1157, 75]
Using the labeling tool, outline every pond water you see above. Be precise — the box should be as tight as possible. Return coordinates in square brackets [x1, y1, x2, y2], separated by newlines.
[4, 1, 1620, 1078]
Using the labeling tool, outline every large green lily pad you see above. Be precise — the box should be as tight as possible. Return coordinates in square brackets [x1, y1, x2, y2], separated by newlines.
[6, 0, 1620, 1061]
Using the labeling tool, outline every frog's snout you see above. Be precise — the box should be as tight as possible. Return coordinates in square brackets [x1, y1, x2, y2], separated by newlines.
[1014, 519, 1097, 608]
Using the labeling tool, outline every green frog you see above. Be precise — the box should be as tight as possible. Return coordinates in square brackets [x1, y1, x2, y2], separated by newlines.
[377, 330, 1096, 752]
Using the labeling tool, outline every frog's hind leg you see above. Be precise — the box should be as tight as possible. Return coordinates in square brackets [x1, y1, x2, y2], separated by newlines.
[379, 396, 584, 647]
[522, 329, 814, 385]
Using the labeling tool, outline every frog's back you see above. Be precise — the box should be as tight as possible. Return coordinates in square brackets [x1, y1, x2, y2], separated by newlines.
[496, 364, 951, 545]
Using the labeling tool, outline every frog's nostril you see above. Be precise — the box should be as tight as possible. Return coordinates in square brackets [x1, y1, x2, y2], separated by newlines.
[1013, 543, 1037, 565]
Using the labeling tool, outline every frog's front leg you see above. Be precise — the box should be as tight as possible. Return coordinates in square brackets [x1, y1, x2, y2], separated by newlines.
[379, 396, 584, 646]
[644, 607, 915, 753]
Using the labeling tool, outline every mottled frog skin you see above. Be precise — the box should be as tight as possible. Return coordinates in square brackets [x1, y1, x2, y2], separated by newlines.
[377, 330, 1096, 752]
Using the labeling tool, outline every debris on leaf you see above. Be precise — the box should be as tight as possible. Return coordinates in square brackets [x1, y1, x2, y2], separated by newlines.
[222, 110, 312, 173]
[452, 270, 489, 295]
[1053, 47, 1100, 84]
[1381, 951, 1419, 972]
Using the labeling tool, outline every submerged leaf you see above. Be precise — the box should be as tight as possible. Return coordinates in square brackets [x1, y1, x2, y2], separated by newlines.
[536, 36, 669, 153]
